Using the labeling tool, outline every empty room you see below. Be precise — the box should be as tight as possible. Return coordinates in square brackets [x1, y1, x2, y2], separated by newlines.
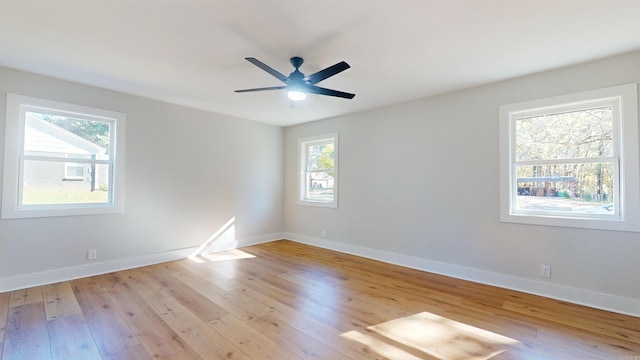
[1, 1, 640, 359]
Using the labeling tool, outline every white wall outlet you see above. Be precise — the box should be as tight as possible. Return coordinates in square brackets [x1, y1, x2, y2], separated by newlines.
[87, 249, 97, 261]
[321, 230, 327, 238]
[540, 264, 551, 278]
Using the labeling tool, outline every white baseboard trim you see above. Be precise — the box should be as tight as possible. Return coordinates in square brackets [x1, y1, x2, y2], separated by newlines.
[0, 247, 199, 293]
[0, 232, 286, 293]
[283, 232, 640, 318]
[238, 232, 286, 248]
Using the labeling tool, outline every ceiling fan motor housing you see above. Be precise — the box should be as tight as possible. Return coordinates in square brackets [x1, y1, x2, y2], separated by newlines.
[290, 56, 304, 69]
[289, 57, 305, 82]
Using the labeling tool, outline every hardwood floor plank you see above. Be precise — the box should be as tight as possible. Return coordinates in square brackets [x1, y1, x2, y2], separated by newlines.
[0, 292, 10, 343]
[102, 343, 154, 360]
[8, 286, 43, 308]
[508, 336, 603, 360]
[231, 266, 304, 305]
[225, 268, 390, 359]
[454, 298, 540, 339]
[268, 301, 388, 359]
[47, 313, 101, 360]
[503, 299, 640, 344]
[174, 265, 275, 323]
[227, 267, 388, 356]
[249, 314, 347, 360]
[211, 286, 275, 322]
[175, 258, 241, 291]
[535, 326, 640, 359]
[148, 296, 250, 359]
[281, 273, 410, 327]
[70, 277, 139, 357]
[139, 264, 229, 323]
[340, 329, 428, 360]
[169, 268, 228, 299]
[115, 268, 169, 302]
[43, 282, 82, 321]
[2, 302, 51, 360]
[209, 314, 301, 359]
[96, 273, 202, 360]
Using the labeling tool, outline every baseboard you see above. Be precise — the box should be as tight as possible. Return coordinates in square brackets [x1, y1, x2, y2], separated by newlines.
[0, 246, 199, 293]
[238, 232, 286, 248]
[0, 232, 286, 293]
[283, 232, 640, 318]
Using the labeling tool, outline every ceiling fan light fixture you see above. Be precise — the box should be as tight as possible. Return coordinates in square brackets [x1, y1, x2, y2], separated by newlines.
[287, 89, 306, 101]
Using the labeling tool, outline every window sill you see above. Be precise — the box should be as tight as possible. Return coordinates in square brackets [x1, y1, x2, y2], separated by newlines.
[297, 200, 338, 208]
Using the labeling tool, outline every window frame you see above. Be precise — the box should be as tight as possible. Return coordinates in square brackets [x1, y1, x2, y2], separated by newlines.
[2, 94, 126, 219]
[297, 132, 339, 208]
[499, 83, 640, 232]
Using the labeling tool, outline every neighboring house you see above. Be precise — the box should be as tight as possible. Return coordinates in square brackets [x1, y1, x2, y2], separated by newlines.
[24, 113, 108, 193]
[517, 176, 577, 197]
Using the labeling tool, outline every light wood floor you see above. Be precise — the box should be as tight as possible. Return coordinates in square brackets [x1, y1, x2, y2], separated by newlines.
[1, 240, 639, 359]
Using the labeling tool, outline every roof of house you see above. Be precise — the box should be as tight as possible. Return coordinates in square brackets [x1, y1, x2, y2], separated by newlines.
[24, 113, 105, 155]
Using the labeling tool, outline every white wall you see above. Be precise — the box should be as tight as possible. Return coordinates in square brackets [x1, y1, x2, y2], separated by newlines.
[284, 50, 640, 316]
[0, 67, 284, 291]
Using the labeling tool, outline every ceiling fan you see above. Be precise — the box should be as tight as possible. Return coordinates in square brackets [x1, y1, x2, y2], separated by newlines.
[235, 57, 355, 101]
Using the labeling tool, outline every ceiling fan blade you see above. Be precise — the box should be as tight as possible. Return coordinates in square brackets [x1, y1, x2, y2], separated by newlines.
[304, 61, 350, 84]
[235, 86, 287, 93]
[244, 57, 289, 83]
[307, 85, 355, 99]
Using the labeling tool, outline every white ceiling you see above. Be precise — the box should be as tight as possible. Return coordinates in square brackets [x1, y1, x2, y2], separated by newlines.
[2, 1, 640, 127]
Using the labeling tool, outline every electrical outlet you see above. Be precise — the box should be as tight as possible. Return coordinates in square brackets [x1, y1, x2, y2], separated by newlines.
[321, 230, 327, 238]
[540, 264, 551, 278]
[87, 249, 97, 261]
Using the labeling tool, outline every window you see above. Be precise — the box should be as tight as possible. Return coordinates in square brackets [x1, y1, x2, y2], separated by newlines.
[499, 83, 640, 231]
[64, 154, 88, 180]
[298, 133, 338, 207]
[2, 94, 125, 219]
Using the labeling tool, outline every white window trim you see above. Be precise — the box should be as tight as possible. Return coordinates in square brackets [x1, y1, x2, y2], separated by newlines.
[2, 94, 126, 219]
[298, 132, 339, 208]
[499, 83, 640, 232]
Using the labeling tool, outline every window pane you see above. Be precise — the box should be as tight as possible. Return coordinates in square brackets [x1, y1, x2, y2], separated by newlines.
[65, 163, 86, 178]
[515, 107, 613, 161]
[25, 111, 110, 159]
[306, 143, 334, 170]
[298, 133, 338, 207]
[515, 163, 614, 214]
[22, 160, 110, 205]
[305, 171, 334, 202]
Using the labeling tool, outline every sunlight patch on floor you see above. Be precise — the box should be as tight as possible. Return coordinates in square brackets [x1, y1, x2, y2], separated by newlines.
[200, 249, 255, 262]
[341, 330, 425, 360]
[343, 311, 519, 360]
[188, 248, 255, 264]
